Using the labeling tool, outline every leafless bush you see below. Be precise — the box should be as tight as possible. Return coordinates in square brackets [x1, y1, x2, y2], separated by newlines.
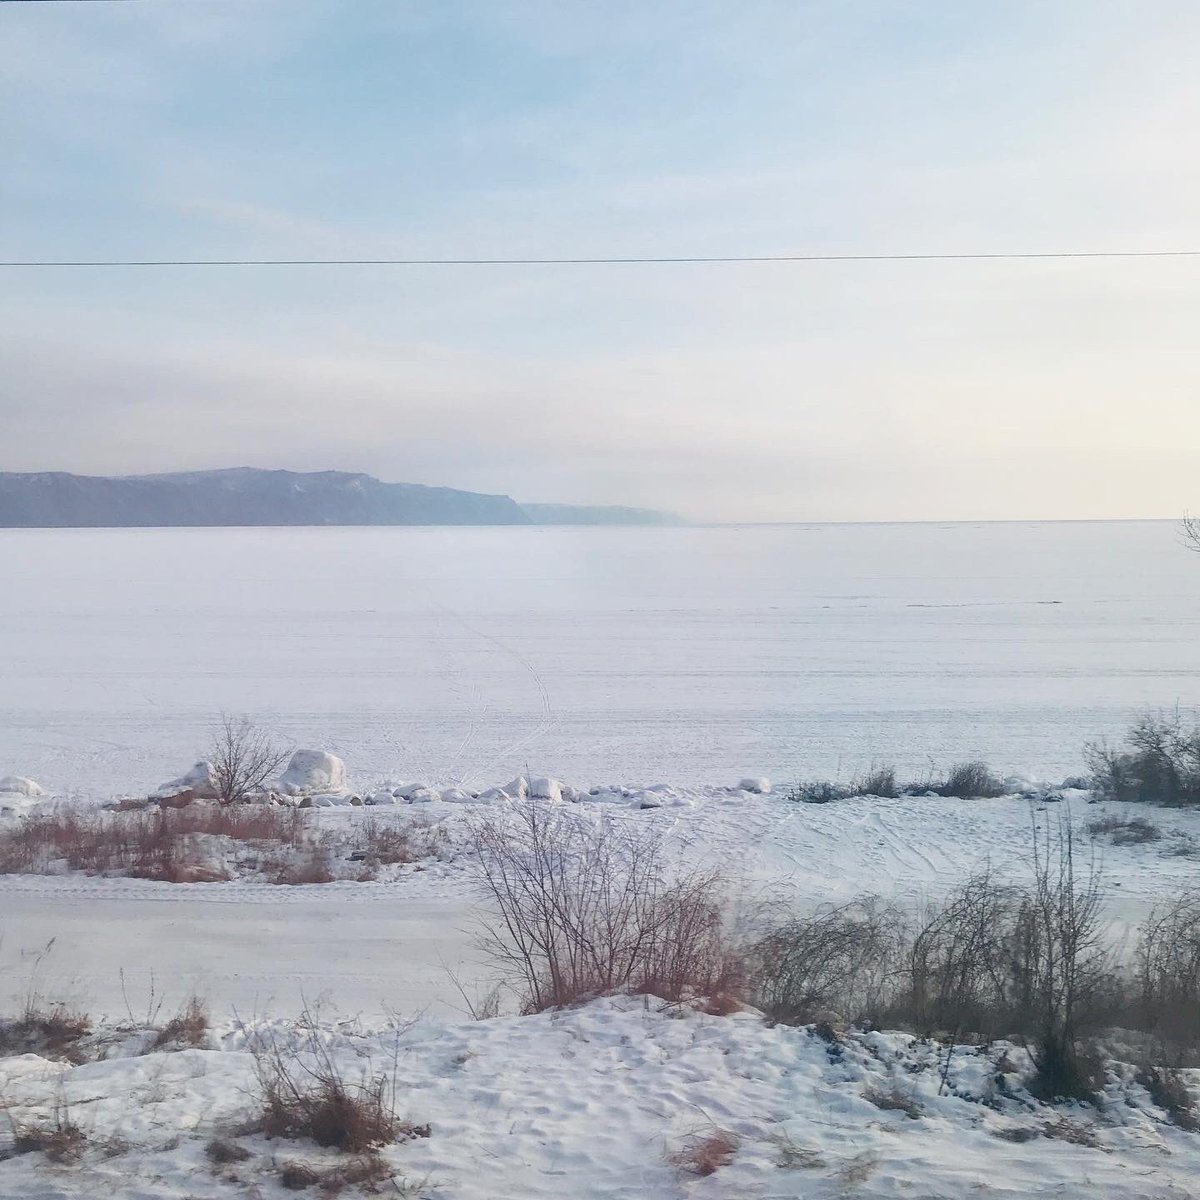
[1015, 817, 1111, 1102]
[1086, 814, 1161, 845]
[1136, 888, 1200, 1058]
[668, 1129, 739, 1177]
[467, 803, 742, 1012]
[749, 897, 906, 1025]
[939, 761, 1006, 799]
[1137, 1064, 1199, 1130]
[898, 868, 1022, 1041]
[251, 1031, 422, 1153]
[210, 715, 290, 805]
[853, 765, 898, 799]
[784, 780, 851, 804]
[1087, 711, 1200, 807]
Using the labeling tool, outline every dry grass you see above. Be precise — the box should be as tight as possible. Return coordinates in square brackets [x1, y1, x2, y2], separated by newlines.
[270, 849, 336, 886]
[0, 1000, 92, 1063]
[251, 1030, 428, 1154]
[863, 1082, 922, 1119]
[669, 1129, 739, 1177]
[152, 994, 209, 1050]
[1087, 814, 1162, 845]
[0, 804, 308, 881]
[8, 1097, 87, 1163]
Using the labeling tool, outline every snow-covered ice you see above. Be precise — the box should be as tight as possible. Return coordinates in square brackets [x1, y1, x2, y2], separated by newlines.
[2, 521, 1198, 797]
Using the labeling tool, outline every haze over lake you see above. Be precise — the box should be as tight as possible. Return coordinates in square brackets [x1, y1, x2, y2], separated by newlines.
[3, 520, 1197, 795]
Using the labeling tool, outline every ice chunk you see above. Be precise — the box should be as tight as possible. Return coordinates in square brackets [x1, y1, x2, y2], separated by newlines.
[0, 776, 46, 797]
[281, 750, 347, 795]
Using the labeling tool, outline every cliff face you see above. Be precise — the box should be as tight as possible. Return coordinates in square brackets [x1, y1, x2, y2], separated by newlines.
[0, 468, 533, 527]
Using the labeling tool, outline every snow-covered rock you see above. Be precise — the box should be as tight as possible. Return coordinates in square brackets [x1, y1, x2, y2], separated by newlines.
[0, 775, 46, 797]
[395, 782, 431, 799]
[529, 777, 563, 802]
[405, 786, 438, 804]
[738, 777, 771, 794]
[280, 750, 346, 795]
[503, 776, 530, 799]
[440, 787, 473, 803]
[155, 761, 219, 800]
[367, 790, 396, 806]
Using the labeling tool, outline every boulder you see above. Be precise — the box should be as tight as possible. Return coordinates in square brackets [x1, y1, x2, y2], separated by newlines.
[0, 776, 46, 797]
[367, 790, 397, 806]
[280, 750, 346, 795]
[529, 777, 563, 803]
[440, 787, 473, 804]
[395, 782, 432, 800]
[503, 776, 530, 800]
[156, 761, 219, 801]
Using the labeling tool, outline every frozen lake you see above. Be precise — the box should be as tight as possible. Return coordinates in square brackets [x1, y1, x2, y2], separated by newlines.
[2, 521, 1198, 795]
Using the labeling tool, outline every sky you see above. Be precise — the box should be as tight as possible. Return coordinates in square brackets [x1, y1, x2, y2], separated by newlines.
[3, 0, 1200, 522]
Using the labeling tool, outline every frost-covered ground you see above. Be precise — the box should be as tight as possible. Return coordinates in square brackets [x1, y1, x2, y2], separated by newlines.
[2, 997, 1199, 1200]
[3, 521, 1198, 795]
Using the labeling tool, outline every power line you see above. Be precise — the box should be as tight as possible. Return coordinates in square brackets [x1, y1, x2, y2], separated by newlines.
[2, 249, 1200, 269]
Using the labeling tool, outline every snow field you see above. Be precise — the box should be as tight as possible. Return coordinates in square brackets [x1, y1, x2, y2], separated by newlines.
[2, 997, 1199, 1199]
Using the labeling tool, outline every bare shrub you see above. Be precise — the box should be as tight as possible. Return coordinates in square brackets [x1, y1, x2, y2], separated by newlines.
[0, 998, 91, 1063]
[853, 766, 898, 799]
[1087, 711, 1200, 807]
[898, 868, 1021, 1041]
[1015, 818, 1111, 1102]
[210, 715, 290, 806]
[1136, 888, 1200, 1057]
[467, 803, 741, 1012]
[354, 815, 445, 867]
[668, 1129, 739, 1177]
[784, 781, 851, 804]
[1137, 1064, 1200, 1130]
[205, 1136, 251, 1164]
[939, 761, 1005, 799]
[152, 994, 209, 1050]
[1086, 814, 1161, 845]
[749, 897, 905, 1025]
[270, 848, 335, 886]
[279, 1160, 320, 1189]
[251, 1029, 426, 1153]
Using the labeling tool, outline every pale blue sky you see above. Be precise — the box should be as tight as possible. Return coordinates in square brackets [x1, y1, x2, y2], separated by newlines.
[4, 1, 1199, 520]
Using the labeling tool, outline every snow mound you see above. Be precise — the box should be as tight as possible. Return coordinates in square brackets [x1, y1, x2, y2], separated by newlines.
[529, 777, 563, 802]
[280, 750, 346, 795]
[0, 776, 45, 797]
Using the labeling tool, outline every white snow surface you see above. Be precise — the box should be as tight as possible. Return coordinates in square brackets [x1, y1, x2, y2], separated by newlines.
[1, 997, 1198, 1199]
[3, 522, 1199, 798]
